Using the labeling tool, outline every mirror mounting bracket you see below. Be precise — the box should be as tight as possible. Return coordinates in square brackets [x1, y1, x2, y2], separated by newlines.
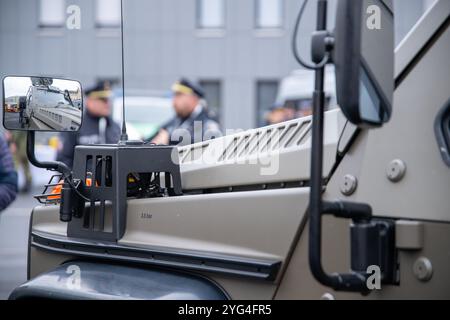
[26, 131, 71, 178]
[311, 30, 334, 64]
[27, 131, 86, 223]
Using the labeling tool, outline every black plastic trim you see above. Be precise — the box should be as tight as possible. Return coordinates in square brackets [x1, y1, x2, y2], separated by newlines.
[11, 261, 229, 300]
[185, 180, 311, 195]
[31, 231, 281, 281]
[26, 208, 34, 281]
[435, 98, 450, 167]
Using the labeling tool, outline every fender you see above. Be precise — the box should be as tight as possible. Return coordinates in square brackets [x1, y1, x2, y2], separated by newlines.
[9, 261, 229, 300]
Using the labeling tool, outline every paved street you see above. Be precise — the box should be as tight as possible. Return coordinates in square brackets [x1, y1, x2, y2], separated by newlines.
[0, 188, 38, 299]
[3, 112, 22, 130]
[0, 140, 59, 299]
[4, 110, 53, 131]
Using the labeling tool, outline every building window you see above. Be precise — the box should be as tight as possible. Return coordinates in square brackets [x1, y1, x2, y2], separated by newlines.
[39, 0, 65, 28]
[199, 80, 222, 122]
[96, 0, 121, 28]
[255, 0, 283, 29]
[197, 0, 225, 29]
[256, 81, 279, 127]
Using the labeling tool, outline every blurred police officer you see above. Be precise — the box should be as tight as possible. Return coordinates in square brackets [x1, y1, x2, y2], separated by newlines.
[57, 81, 121, 168]
[152, 78, 221, 146]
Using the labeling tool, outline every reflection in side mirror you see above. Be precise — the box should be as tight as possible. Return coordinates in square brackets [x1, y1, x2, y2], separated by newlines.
[333, 0, 394, 127]
[2, 76, 83, 132]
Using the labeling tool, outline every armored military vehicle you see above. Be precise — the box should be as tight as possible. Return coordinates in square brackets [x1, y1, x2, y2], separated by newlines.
[2, 0, 449, 299]
[24, 85, 81, 131]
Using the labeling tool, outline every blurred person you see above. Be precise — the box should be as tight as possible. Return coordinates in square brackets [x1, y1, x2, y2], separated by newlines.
[57, 81, 121, 169]
[6, 131, 32, 193]
[0, 133, 18, 212]
[266, 105, 286, 125]
[18, 96, 27, 128]
[152, 78, 221, 146]
[296, 99, 314, 118]
[266, 103, 297, 125]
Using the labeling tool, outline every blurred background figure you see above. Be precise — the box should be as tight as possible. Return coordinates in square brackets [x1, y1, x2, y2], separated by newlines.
[18, 97, 27, 129]
[57, 80, 121, 169]
[296, 99, 314, 118]
[152, 78, 222, 146]
[5, 131, 31, 193]
[268, 68, 337, 126]
[266, 104, 286, 125]
[266, 103, 297, 125]
[0, 133, 17, 212]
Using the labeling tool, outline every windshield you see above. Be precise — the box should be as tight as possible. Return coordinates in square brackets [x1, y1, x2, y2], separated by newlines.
[33, 89, 69, 107]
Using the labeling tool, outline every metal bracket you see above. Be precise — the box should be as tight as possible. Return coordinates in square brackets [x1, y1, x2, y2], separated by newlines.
[66, 144, 182, 242]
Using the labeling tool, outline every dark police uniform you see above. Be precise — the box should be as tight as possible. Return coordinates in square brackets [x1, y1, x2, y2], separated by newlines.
[162, 79, 222, 146]
[56, 83, 121, 169]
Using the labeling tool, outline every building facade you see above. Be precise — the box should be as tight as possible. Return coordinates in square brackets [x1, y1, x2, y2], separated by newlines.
[0, 0, 434, 130]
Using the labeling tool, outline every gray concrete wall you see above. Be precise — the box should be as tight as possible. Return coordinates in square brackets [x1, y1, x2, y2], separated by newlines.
[0, 0, 337, 130]
[0, 0, 429, 129]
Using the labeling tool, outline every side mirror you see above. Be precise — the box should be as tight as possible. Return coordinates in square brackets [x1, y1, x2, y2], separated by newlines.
[333, 0, 394, 126]
[303, 0, 396, 293]
[3, 76, 83, 132]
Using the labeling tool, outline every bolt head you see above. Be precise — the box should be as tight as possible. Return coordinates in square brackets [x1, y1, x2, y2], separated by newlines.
[320, 293, 336, 300]
[387, 159, 407, 182]
[340, 174, 358, 196]
[413, 257, 433, 282]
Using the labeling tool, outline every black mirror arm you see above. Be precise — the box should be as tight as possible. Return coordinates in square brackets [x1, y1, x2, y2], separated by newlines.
[308, 73, 371, 292]
[307, 0, 371, 293]
[27, 131, 89, 223]
[27, 131, 71, 178]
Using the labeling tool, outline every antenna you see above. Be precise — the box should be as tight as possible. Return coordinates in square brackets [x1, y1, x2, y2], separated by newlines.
[119, 0, 128, 143]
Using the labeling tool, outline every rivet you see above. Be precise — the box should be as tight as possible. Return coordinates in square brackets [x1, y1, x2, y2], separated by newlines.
[413, 257, 433, 282]
[340, 174, 358, 196]
[320, 293, 335, 300]
[387, 159, 406, 182]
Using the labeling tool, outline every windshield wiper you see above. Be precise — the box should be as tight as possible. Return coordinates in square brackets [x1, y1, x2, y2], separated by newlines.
[64, 89, 76, 108]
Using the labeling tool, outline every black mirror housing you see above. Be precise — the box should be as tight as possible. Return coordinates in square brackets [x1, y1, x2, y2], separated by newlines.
[333, 0, 394, 127]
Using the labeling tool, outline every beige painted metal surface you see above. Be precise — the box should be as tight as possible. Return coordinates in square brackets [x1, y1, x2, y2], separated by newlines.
[395, 0, 449, 77]
[323, 20, 450, 223]
[178, 109, 345, 190]
[29, 188, 310, 299]
[120, 188, 309, 262]
[275, 218, 450, 299]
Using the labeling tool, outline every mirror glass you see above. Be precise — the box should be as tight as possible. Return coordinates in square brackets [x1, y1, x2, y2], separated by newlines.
[3, 76, 83, 132]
